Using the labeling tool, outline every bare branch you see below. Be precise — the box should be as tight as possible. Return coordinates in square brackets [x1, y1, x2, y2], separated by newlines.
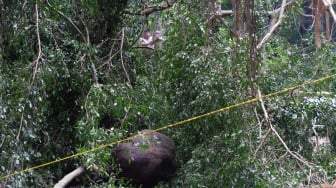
[134, 46, 155, 50]
[54, 167, 85, 188]
[98, 34, 122, 70]
[254, 128, 272, 157]
[31, 3, 43, 85]
[16, 113, 24, 142]
[120, 28, 131, 85]
[0, 136, 5, 148]
[216, 10, 233, 17]
[253, 107, 263, 137]
[322, 0, 336, 22]
[257, 0, 287, 49]
[89, 57, 99, 84]
[267, 0, 295, 15]
[79, 16, 90, 44]
[255, 86, 314, 168]
[311, 125, 320, 153]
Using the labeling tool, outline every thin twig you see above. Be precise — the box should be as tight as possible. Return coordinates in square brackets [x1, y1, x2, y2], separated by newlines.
[89, 57, 99, 84]
[98, 49, 120, 70]
[120, 28, 131, 85]
[253, 106, 262, 137]
[31, 2, 43, 85]
[134, 46, 155, 50]
[84, 88, 92, 120]
[307, 168, 312, 187]
[0, 136, 5, 148]
[311, 124, 320, 153]
[79, 16, 90, 44]
[98, 30, 122, 70]
[120, 105, 131, 128]
[16, 113, 24, 142]
[254, 128, 272, 157]
[78, 54, 86, 75]
[276, 151, 289, 162]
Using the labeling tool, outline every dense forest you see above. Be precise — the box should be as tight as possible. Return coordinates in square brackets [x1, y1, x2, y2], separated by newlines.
[1, 0, 336, 187]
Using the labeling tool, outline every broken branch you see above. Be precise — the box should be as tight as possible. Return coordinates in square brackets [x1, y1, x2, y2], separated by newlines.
[54, 167, 85, 188]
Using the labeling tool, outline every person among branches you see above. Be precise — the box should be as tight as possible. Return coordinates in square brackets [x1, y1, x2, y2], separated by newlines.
[140, 29, 162, 50]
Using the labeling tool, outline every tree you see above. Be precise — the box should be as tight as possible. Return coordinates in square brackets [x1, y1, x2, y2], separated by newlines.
[1, 0, 336, 187]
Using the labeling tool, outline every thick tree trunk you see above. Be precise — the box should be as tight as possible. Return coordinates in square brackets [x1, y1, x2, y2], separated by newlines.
[232, 0, 243, 39]
[231, 0, 257, 84]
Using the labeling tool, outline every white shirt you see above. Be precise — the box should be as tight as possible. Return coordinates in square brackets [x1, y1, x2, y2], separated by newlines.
[140, 36, 154, 49]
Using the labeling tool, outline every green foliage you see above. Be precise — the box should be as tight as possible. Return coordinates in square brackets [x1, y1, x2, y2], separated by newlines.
[2, 0, 336, 187]
[170, 131, 258, 187]
[0, 0, 128, 186]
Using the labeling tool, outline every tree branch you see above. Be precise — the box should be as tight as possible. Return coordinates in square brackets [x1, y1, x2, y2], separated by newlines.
[45, 0, 86, 42]
[216, 10, 233, 17]
[54, 167, 85, 188]
[98, 33, 122, 70]
[254, 128, 271, 157]
[267, 0, 295, 16]
[16, 113, 24, 142]
[257, 0, 287, 49]
[322, 0, 336, 23]
[0, 136, 5, 148]
[31, 2, 43, 85]
[79, 16, 90, 45]
[132, 0, 177, 16]
[89, 56, 99, 84]
[205, 10, 233, 25]
[120, 28, 131, 85]
[255, 86, 314, 168]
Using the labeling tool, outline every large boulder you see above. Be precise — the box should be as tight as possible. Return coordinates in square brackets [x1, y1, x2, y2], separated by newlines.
[111, 129, 176, 187]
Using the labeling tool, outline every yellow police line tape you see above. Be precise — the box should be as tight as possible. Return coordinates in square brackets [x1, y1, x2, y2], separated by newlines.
[1, 74, 335, 180]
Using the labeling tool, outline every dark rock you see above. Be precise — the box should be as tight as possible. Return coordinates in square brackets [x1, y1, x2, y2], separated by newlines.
[111, 130, 176, 187]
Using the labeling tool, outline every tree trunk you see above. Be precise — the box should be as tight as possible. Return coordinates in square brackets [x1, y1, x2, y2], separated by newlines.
[313, 0, 322, 49]
[231, 0, 257, 85]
